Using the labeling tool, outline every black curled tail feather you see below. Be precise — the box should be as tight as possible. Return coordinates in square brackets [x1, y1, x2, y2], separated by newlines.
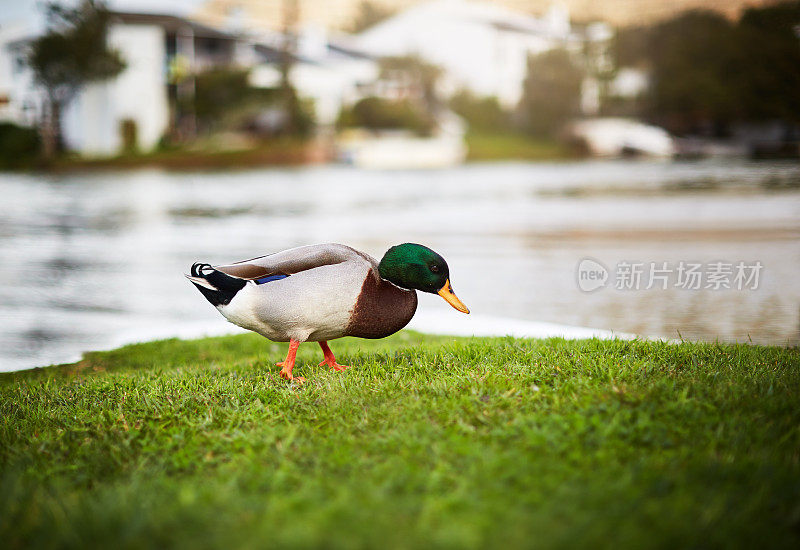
[189, 262, 246, 307]
[191, 262, 212, 278]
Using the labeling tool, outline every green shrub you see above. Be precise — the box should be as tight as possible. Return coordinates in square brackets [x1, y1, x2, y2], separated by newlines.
[338, 96, 434, 135]
[188, 69, 282, 133]
[517, 49, 584, 138]
[0, 122, 40, 168]
[450, 90, 513, 133]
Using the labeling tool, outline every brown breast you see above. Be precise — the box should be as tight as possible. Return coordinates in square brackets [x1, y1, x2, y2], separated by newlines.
[346, 270, 418, 339]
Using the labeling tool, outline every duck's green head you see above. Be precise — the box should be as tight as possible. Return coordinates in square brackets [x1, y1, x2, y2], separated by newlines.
[378, 243, 469, 314]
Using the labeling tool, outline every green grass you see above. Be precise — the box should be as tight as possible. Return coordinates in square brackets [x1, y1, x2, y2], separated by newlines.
[464, 131, 572, 161]
[1, 332, 799, 549]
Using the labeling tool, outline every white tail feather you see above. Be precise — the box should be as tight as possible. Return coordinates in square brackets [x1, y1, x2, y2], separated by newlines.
[185, 274, 217, 290]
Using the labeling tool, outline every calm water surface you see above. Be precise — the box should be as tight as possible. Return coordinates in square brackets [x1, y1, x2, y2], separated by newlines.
[1, 160, 799, 372]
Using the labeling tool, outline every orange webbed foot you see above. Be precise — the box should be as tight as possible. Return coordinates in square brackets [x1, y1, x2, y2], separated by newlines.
[276, 339, 304, 383]
[277, 362, 305, 383]
[318, 357, 350, 372]
[318, 341, 349, 373]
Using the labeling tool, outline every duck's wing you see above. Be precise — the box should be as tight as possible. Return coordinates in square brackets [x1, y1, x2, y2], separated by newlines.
[214, 243, 373, 280]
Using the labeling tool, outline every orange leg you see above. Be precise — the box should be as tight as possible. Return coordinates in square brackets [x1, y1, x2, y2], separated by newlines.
[276, 339, 304, 383]
[318, 341, 350, 372]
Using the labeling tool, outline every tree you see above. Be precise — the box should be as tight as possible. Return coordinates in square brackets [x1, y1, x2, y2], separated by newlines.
[517, 49, 583, 137]
[610, 3, 800, 137]
[611, 26, 650, 69]
[192, 69, 266, 131]
[28, 0, 125, 158]
[189, 68, 313, 137]
[737, 2, 800, 126]
[645, 11, 744, 136]
[449, 90, 512, 133]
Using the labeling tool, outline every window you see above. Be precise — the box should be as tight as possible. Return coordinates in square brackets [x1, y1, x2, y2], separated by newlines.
[13, 54, 26, 75]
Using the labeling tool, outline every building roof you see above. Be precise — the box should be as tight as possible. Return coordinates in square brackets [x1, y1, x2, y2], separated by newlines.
[108, 11, 240, 40]
[253, 42, 304, 64]
[3, 9, 244, 49]
[327, 40, 374, 61]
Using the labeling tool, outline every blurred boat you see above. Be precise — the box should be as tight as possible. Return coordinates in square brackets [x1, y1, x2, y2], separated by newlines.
[337, 131, 467, 169]
[336, 112, 467, 169]
[567, 118, 676, 158]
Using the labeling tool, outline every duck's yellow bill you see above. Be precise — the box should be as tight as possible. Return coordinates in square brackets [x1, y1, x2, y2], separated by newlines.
[437, 279, 470, 314]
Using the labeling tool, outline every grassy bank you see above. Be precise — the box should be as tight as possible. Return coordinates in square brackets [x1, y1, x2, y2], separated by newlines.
[1, 332, 799, 549]
[464, 131, 572, 161]
[45, 138, 328, 172]
[11, 132, 574, 172]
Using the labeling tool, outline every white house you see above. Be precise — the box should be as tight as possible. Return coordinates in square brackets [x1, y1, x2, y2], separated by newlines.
[1, 7, 380, 153]
[1, 11, 254, 156]
[249, 26, 379, 126]
[353, 0, 578, 108]
[62, 17, 170, 156]
[0, 1, 632, 157]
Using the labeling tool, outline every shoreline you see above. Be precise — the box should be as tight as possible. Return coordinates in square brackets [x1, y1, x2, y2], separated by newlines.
[3, 311, 641, 375]
[2, 132, 574, 173]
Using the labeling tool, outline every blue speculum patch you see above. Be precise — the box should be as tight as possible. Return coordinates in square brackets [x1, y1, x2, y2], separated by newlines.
[254, 274, 289, 284]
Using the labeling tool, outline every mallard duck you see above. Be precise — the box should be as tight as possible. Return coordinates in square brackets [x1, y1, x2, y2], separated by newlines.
[186, 243, 469, 382]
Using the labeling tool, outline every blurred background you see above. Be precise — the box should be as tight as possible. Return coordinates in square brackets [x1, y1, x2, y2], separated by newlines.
[0, 0, 798, 371]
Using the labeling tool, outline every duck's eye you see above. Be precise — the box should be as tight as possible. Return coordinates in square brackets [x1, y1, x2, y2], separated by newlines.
[430, 265, 440, 273]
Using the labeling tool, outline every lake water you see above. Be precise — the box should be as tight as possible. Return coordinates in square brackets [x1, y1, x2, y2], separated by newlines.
[1, 160, 799, 372]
